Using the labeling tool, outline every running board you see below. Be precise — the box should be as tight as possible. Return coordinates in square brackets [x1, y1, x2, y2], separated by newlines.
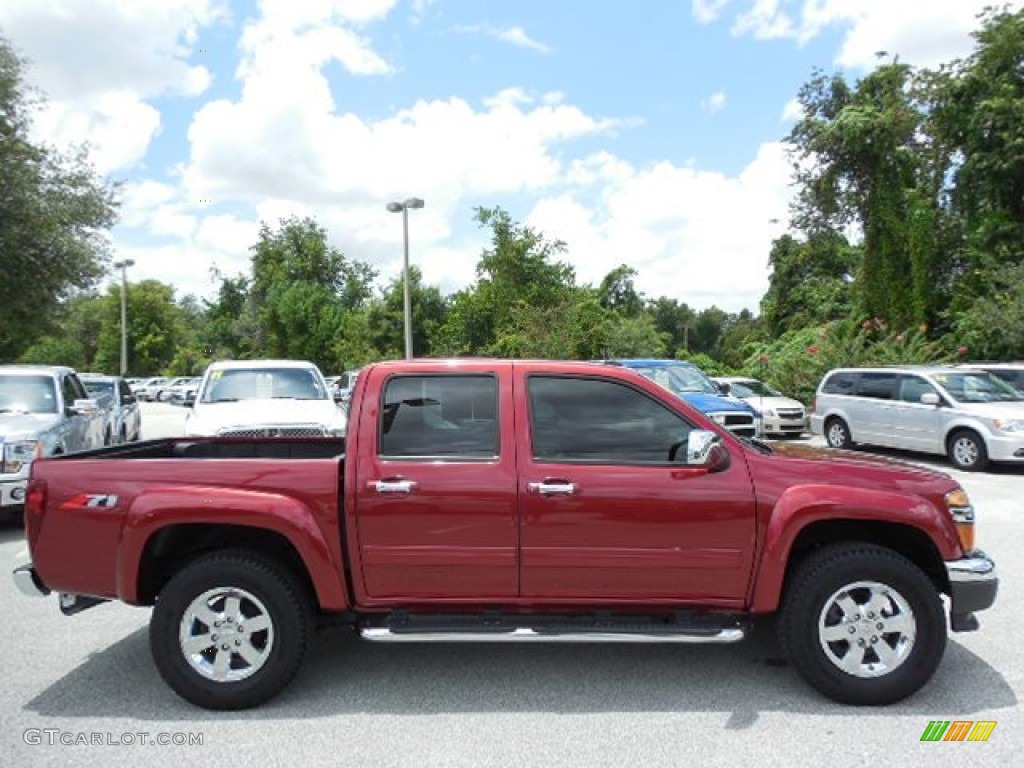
[361, 627, 745, 643]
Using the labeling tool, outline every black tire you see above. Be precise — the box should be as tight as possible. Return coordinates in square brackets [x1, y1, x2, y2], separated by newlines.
[946, 429, 989, 472]
[119, 426, 127, 444]
[150, 549, 312, 710]
[777, 543, 945, 706]
[824, 417, 852, 449]
[103, 429, 112, 447]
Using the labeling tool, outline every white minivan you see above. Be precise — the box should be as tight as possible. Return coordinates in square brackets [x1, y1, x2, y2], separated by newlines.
[809, 365, 1024, 471]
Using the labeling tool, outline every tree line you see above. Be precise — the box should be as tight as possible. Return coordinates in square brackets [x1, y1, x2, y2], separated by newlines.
[4, 8, 1024, 404]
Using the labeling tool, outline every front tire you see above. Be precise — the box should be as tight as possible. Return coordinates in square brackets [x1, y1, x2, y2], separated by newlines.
[947, 430, 988, 472]
[150, 550, 312, 710]
[778, 543, 945, 705]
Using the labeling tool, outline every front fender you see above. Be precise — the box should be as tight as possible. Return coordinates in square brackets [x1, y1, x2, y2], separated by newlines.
[749, 484, 961, 613]
[117, 486, 349, 610]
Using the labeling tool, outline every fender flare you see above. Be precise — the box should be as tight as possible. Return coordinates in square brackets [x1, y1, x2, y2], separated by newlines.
[749, 484, 960, 613]
[116, 486, 349, 610]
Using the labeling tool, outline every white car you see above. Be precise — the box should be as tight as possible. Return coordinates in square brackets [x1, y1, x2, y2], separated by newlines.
[713, 376, 807, 438]
[184, 359, 347, 438]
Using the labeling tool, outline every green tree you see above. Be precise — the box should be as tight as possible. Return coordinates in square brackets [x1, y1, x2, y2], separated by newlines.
[92, 280, 184, 375]
[0, 37, 119, 360]
[248, 216, 376, 370]
[438, 207, 577, 354]
[364, 266, 449, 360]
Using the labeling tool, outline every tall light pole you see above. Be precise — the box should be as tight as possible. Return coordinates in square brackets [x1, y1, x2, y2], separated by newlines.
[112, 258, 134, 375]
[385, 197, 425, 359]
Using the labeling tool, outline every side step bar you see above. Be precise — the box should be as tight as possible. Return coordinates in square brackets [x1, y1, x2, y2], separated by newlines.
[361, 627, 745, 643]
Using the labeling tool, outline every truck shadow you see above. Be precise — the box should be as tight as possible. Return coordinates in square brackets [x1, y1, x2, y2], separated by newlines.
[24, 621, 1016, 724]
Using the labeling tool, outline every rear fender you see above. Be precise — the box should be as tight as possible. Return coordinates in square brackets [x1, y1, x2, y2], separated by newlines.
[117, 487, 349, 610]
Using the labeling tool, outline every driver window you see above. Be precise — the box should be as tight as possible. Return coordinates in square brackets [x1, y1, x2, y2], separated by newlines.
[528, 376, 693, 464]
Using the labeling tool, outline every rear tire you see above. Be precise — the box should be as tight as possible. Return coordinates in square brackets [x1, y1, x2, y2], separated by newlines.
[824, 417, 852, 449]
[778, 543, 945, 705]
[947, 430, 988, 472]
[150, 549, 312, 710]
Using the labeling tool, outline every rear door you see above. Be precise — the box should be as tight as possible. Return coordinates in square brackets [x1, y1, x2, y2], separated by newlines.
[852, 371, 899, 445]
[352, 364, 518, 601]
[889, 374, 943, 452]
[515, 366, 757, 605]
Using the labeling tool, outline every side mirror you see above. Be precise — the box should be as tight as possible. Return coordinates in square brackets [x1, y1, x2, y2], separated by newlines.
[332, 391, 344, 403]
[716, 381, 731, 395]
[685, 429, 730, 471]
[70, 398, 98, 416]
[122, 394, 136, 405]
[920, 392, 940, 406]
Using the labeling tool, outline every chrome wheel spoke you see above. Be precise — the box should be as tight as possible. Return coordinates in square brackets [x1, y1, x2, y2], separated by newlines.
[236, 641, 265, 667]
[183, 633, 215, 655]
[863, 591, 889, 618]
[881, 612, 914, 636]
[835, 594, 861, 620]
[874, 639, 900, 667]
[839, 645, 867, 674]
[211, 647, 232, 680]
[225, 595, 242, 622]
[193, 604, 220, 628]
[245, 615, 271, 634]
[821, 624, 852, 643]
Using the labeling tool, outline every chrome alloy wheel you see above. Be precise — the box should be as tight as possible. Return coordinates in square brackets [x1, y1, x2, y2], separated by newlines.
[817, 580, 916, 678]
[951, 436, 979, 467]
[178, 587, 275, 682]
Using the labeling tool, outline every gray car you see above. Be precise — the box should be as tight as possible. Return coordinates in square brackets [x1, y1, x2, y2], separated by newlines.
[0, 365, 106, 518]
[81, 375, 142, 443]
[810, 365, 1024, 472]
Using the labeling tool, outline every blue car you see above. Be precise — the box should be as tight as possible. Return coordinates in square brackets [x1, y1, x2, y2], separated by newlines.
[601, 359, 761, 438]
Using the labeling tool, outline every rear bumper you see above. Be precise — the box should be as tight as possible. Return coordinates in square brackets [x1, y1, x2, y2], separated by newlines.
[13, 564, 50, 597]
[945, 552, 997, 631]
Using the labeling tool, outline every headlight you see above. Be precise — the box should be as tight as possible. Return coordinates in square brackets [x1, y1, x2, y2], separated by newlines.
[945, 488, 975, 552]
[3, 440, 39, 474]
[992, 418, 1024, 433]
[710, 414, 727, 425]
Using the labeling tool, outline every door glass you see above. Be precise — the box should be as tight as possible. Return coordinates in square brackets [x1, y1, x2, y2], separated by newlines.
[897, 376, 936, 403]
[528, 376, 693, 464]
[379, 375, 498, 458]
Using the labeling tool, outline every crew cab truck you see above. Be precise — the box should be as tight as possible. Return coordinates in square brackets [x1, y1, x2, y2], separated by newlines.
[13, 359, 998, 710]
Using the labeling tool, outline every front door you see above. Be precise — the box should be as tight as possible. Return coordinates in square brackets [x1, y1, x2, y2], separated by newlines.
[516, 369, 757, 605]
[353, 368, 519, 601]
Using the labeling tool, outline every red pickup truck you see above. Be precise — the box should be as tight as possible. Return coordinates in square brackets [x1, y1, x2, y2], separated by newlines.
[13, 359, 998, 710]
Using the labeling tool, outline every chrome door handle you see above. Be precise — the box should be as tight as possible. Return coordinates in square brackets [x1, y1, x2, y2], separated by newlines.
[371, 479, 418, 494]
[528, 481, 578, 496]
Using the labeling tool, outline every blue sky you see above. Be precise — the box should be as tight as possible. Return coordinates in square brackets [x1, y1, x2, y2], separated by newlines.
[1, 0, 1013, 313]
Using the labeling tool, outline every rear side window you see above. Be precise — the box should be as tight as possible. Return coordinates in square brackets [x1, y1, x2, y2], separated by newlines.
[987, 369, 1024, 390]
[855, 372, 898, 400]
[821, 371, 859, 394]
[379, 375, 498, 459]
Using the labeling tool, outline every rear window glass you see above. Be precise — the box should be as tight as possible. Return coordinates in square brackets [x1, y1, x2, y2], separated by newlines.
[821, 371, 859, 394]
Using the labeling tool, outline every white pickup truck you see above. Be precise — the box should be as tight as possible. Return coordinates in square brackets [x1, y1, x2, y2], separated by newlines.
[0, 365, 106, 519]
[183, 359, 348, 438]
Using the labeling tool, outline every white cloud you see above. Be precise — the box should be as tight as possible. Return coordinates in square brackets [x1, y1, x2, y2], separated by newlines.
[0, 0, 227, 174]
[496, 26, 551, 53]
[780, 97, 803, 122]
[703, 91, 728, 114]
[717, 0, 1024, 69]
[692, 0, 734, 24]
[526, 142, 794, 313]
[454, 24, 552, 53]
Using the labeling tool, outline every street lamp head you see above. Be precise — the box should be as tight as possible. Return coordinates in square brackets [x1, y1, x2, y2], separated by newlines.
[386, 202, 404, 213]
[404, 197, 424, 209]
[113, 258, 135, 269]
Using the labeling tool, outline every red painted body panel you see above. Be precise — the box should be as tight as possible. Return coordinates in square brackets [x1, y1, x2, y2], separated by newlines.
[26, 358, 966, 617]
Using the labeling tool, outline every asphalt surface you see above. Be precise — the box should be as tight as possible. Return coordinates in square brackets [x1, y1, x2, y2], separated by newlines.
[1, 402, 1019, 767]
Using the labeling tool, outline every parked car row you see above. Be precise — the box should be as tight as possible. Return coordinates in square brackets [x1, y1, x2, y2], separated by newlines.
[810, 362, 1024, 472]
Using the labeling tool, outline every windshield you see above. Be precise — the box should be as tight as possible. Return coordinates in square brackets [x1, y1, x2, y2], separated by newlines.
[201, 367, 328, 403]
[931, 371, 1024, 403]
[83, 381, 115, 397]
[0, 375, 59, 414]
[631, 364, 719, 395]
[729, 379, 782, 398]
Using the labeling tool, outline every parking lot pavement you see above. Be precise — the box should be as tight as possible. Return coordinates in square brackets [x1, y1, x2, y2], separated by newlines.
[1, 421, 1019, 767]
